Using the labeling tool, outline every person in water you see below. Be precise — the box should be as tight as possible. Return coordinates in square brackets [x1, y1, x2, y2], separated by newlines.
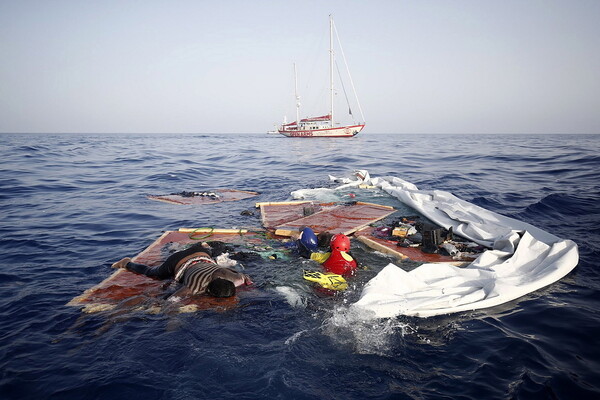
[111, 241, 252, 298]
[297, 228, 358, 277]
[296, 227, 320, 258]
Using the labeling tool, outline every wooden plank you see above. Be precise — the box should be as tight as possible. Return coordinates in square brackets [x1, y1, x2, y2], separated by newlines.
[354, 226, 469, 266]
[273, 203, 396, 237]
[178, 228, 249, 234]
[148, 188, 258, 205]
[255, 200, 312, 208]
[68, 230, 263, 313]
[355, 201, 395, 210]
[273, 228, 301, 237]
[259, 201, 336, 229]
[259, 203, 311, 228]
[355, 234, 410, 260]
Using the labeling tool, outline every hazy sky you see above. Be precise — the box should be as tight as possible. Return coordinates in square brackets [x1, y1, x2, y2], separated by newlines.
[1, 0, 599, 134]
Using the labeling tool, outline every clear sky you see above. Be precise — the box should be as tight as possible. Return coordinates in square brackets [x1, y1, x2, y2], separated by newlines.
[1, 0, 599, 134]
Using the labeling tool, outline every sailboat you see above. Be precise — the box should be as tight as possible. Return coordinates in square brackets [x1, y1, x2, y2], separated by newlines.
[277, 16, 365, 138]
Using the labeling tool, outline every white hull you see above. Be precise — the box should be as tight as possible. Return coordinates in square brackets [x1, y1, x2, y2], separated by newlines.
[278, 124, 365, 138]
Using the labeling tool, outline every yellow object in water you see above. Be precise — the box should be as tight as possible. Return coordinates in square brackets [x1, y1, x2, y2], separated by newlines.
[303, 270, 348, 291]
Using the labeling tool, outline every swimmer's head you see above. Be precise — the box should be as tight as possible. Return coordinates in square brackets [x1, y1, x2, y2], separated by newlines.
[330, 234, 350, 252]
[206, 278, 236, 298]
[317, 231, 333, 248]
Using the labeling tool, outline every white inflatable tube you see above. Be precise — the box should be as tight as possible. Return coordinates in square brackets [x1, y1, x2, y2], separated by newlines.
[331, 171, 579, 318]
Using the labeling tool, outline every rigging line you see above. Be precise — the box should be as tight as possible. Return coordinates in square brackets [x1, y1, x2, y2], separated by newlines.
[332, 20, 366, 123]
[334, 60, 355, 122]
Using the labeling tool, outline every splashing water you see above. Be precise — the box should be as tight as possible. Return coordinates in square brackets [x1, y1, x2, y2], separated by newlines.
[321, 304, 415, 356]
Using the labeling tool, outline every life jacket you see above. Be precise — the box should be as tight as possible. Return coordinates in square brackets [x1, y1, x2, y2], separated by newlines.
[322, 249, 357, 276]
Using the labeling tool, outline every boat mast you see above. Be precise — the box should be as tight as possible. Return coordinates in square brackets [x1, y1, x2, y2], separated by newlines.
[294, 63, 300, 128]
[329, 15, 334, 127]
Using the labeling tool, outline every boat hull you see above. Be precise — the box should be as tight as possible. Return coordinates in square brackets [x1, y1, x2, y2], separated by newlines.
[278, 124, 365, 138]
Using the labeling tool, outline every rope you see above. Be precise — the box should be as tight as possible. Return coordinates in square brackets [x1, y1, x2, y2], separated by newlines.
[332, 19, 366, 123]
[188, 227, 214, 241]
[335, 59, 354, 122]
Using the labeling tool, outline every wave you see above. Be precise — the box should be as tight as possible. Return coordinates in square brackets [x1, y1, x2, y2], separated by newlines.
[0, 133, 599, 399]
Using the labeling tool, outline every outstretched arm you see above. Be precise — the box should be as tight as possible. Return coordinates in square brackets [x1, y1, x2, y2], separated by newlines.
[212, 268, 252, 287]
[168, 285, 193, 299]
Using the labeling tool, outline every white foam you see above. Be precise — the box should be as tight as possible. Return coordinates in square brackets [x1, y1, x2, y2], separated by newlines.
[290, 188, 342, 202]
[284, 329, 310, 345]
[322, 305, 413, 355]
[275, 286, 307, 308]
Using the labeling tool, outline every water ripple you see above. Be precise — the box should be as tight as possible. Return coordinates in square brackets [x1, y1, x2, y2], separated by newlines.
[0, 133, 599, 399]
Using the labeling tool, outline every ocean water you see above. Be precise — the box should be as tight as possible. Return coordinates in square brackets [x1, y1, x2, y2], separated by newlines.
[0, 133, 599, 399]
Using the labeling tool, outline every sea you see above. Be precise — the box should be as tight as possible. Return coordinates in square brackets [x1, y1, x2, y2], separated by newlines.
[0, 133, 599, 400]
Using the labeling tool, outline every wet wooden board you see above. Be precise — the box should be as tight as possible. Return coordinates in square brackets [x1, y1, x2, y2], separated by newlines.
[68, 229, 264, 313]
[257, 201, 337, 229]
[273, 202, 396, 237]
[354, 226, 468, 266]
[148, 189, 259, 205]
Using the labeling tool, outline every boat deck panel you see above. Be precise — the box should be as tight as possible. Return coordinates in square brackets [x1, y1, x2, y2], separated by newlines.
[148, 189, 259, 205]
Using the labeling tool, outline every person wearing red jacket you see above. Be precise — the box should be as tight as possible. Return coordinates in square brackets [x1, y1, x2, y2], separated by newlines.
[310, 233, 358, 277]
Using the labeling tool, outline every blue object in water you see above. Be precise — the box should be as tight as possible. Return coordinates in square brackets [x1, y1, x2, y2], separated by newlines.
[298, 227, 318, 255]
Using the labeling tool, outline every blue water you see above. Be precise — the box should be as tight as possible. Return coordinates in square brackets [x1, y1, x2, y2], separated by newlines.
[1, 133, 599, 399]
